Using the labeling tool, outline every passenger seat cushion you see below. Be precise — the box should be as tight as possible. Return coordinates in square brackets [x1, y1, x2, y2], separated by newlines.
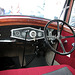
[43, 67, 73, 75]
[0, 65, 75, 75]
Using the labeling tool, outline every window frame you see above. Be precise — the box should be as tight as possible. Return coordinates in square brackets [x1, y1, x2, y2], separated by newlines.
[63, 0, 75, 33]
[65, 0, 75, 27]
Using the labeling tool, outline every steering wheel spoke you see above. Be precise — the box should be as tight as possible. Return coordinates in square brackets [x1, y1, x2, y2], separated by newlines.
[58, 39, 66, 53]
[57, 21, 60, 37]
[61, 35, 74, 39]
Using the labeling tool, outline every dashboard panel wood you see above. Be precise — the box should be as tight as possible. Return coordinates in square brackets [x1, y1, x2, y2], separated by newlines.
[0, 16, 74, 34]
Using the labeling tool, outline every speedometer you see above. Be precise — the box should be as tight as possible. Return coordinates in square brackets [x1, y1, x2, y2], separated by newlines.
[30, 30, 36, 38]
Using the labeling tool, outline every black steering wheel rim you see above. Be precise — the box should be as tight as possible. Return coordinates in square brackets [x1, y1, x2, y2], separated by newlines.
[44, 19, 75, 55]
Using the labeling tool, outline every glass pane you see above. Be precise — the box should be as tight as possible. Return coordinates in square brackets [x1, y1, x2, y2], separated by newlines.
[0, 0, 65, 20]
[69, 0, 75, 27]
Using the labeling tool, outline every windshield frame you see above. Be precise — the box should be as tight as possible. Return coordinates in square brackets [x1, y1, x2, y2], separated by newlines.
[65, 0, 75, 28]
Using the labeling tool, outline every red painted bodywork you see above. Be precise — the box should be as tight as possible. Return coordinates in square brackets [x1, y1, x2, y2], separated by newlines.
[55, 31, 75, 68]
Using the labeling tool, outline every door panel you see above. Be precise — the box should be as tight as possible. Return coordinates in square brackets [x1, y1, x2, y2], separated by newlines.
[55, 30, 75, 68]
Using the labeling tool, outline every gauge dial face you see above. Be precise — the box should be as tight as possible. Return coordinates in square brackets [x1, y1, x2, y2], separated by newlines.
[14, 31, 20, 37]
[38, 32, 42, 37]
[22, 31, 26, 37]
[30, 30, 36, 38]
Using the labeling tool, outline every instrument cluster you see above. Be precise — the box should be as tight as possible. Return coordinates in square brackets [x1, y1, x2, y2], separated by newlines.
[11, 27, 54, 41]
[11, 27, 44, 41]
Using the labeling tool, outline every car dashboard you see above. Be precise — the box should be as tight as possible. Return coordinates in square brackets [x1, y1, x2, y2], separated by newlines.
[0, 26, 55, 43]
[0, 17, 56, 42]
[11, 26, 55, 41]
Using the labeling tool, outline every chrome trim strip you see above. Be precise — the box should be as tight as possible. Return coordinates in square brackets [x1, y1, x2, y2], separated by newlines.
[0, 40, 16, 42]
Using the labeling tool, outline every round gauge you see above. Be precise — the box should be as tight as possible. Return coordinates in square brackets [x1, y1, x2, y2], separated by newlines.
[14, 31, 20, 37]
[22, 31, 26, 37]
[38, 32, 42, 37]
[30, 30, 36, 38]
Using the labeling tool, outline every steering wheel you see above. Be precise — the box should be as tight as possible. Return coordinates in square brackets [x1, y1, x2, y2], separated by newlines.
[44, 19, 75, 55]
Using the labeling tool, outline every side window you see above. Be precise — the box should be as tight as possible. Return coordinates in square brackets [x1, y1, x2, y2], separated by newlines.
[69, 0, 75, 27]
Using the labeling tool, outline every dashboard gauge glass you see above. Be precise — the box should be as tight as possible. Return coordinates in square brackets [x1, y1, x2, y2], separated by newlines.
[14, 31, 20, 37]
[38, 32, 42, 37]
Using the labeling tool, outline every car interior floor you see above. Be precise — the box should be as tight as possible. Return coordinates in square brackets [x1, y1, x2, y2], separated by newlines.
[0, 42, 59, 71]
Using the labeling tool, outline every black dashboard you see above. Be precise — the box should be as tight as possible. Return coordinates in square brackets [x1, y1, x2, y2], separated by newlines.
[0, 25, 56, 42]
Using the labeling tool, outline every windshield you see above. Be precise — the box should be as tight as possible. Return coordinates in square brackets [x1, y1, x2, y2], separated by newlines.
[0, 0, 66, 20]
[69, 0, 75, 27]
